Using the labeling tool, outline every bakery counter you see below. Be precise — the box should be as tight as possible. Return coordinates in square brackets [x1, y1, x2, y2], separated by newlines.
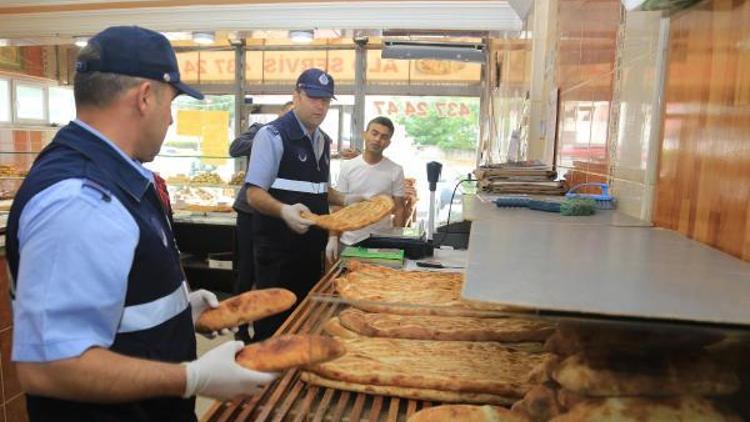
[202, 264, 440, 422]
[173, 212, 237, 293]
[173, 210, 237, 226]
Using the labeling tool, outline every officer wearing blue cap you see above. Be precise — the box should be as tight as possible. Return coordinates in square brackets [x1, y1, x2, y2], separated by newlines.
[6, 26, 277, 421]
[245, 68, 357, 341]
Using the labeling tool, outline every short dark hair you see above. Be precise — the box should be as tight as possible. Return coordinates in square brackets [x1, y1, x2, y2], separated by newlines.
[366, 116, 394, 137]
[73, 43, 149, 108]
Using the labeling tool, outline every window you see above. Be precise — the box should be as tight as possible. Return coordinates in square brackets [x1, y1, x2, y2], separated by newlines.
[48, 86, 75, 125]
[15, 83, 47, 122]
[0, 79, 9, 122]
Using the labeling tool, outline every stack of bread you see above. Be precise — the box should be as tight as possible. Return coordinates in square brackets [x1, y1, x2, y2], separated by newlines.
[508, 321, 743, 421]
[301, 261, 556, 406]
[0, 164, 27, 177]
[172, 186, 233, 213]
[229, 170, 246, 185]
[190, 172, 224, 185]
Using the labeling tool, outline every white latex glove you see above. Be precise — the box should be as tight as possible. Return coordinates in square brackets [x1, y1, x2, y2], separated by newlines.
[343, 194, 366, 206]
[280, 203, 314, 234]
[183, 341, 279, 400]
[325, 235, 339, 263]
[189, 289, 237, 338]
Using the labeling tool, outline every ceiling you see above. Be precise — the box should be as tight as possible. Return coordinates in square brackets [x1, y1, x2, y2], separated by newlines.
[0, 1, 526, 43]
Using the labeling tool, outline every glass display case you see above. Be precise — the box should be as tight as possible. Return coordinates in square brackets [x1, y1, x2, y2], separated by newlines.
[144, 94, 241, 215]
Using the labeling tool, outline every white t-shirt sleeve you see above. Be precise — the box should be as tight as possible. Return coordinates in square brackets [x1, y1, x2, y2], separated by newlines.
[336, 160, 350, 193]
[392, 165, 405, 197]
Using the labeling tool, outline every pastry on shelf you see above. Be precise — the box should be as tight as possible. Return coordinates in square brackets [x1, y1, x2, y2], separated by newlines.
[166, 174, 190, 184]
[0, 189, 15, 200]
[190, 172, 224, 185]
[229, 171, 246, 185]
[183, 203, 233, 213]
[0, 165, 27, 177]
[193, 187, 215, 201]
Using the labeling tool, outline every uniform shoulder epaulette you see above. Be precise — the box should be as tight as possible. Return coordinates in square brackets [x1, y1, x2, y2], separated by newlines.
[264, 124, 280, 136]
[81, 179, 113, 202]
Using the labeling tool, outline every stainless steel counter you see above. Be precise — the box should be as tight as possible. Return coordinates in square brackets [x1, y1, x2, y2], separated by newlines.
[462, 195, 750, 326]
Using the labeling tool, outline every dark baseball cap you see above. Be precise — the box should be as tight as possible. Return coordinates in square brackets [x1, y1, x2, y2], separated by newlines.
[296, 68, 335, 99]
[75, 26, 204, 100]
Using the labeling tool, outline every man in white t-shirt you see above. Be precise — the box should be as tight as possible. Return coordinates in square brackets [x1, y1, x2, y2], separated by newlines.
[336, 116, 406, 245]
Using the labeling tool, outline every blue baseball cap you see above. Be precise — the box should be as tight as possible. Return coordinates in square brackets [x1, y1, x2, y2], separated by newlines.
[75, 26, 204, 100]
[296, 68, 335, 99]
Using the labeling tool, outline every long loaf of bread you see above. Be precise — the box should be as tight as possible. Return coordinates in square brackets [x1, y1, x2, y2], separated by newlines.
[195, 288, 296, 333]
[236, 335, 346, 372]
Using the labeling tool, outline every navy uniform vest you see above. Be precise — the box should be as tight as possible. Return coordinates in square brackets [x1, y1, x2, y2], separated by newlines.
[253, 111, 330, 251]
[5, 122, 196, 421]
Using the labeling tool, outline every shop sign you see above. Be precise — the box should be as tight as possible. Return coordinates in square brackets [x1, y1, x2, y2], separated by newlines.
[177, 50, 480, 84]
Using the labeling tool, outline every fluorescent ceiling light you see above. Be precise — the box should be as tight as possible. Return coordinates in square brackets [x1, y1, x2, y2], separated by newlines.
[192, 31, 215, 45]
[74, 36, 89, 47]
[289, 29, 314, 43]
[161, 31, 192, 41]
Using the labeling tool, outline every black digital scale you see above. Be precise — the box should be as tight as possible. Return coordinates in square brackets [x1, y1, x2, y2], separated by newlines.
[356, 161, 447, 260]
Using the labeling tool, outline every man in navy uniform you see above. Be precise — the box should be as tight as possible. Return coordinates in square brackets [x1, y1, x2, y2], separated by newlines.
[246, 68, 358, 341]
[5, 26, 277, 421]
[230, 101, 293, 343]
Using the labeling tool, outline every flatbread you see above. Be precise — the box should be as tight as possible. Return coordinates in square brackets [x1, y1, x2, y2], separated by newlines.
[306, 318, 549, 398]
[551, 352, 740, 397]
[338, 308, 554, 342]
[299, 372, 516, 406]
[336, 261, 519, 316]
[302, 194, 394, 231]
[510, 384, 563, 421]
[555, 389, 586, 410]
[195, 288, 296, 333]
[407, 404, 530, 422]
[550, 396, 742, 422]
[236, 335, 344, 372]
[331, 314, 544, 353]
[544, 321, 724, 356]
